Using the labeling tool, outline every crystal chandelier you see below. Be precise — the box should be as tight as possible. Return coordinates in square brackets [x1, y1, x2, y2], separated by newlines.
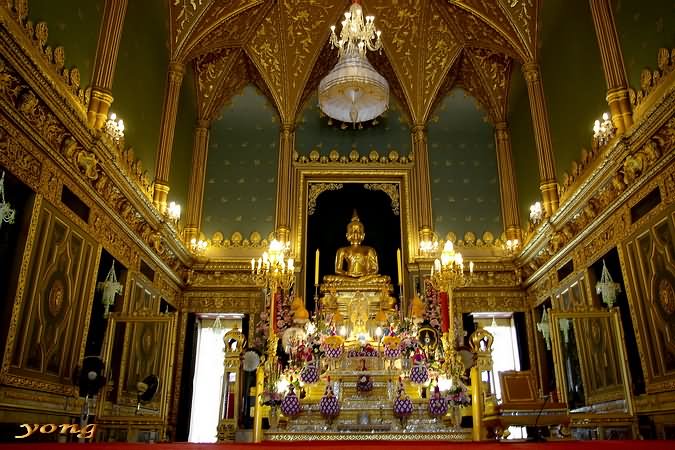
[0, 171, 16, 230]
[529, 201, 543, 225]
[429, 241, 474, 292]
[167, 201, 181, 226]
[252, 238, 295, 291]
[596, 259, 621, 308]
[318, 0, 388, 126]
[97, 261, 123, 318]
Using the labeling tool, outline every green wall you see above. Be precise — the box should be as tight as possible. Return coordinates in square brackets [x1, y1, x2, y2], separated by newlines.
[614, 0, 675, 89]
[112, 0, 169, 176]
[511, 0, 608, 226]
[509, 73, 539, 228]
[295, 93, 411, 155]
[28, 0, 103, 89]
[428, 89, 502, 240]
[201, 85, 279, 239]
[168, 68, 198, 210]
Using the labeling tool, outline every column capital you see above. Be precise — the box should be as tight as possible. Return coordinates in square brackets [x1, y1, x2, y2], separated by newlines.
[522, 62, 540, 82]
[168, 61, 186, 75]
[196, 119, 210, 130]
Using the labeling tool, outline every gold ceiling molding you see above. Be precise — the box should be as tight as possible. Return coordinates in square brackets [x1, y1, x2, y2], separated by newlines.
[171, 0, 214, 57]
[185, 2, 271, 61]
[465, 48, 512, 122]
[0, 2, 87, 112]
[178, 0, 265, 61]
[194, 48, 242, 121]
[365, 183, 400, 216]
[307, 182, 343, 215]
[205, 230, 273, 249]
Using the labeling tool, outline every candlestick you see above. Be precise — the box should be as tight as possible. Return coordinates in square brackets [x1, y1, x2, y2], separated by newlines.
[396, 249, 402, 285]
[315, 249, 320, 285]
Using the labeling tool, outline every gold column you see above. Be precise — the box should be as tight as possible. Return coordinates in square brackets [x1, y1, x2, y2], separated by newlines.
[252, 365, 265, 443]
[412, 124, 433, 247]
[494, 122, 521, 241]
[87, 0, 128, 129]
[522, 63, 559, 216]
[274, 124, 295, 236]
[184, 120, 210, 243]
[470, 366, 484, 441]
[589, 0, 633, 133]
[153, 61, 186, 213]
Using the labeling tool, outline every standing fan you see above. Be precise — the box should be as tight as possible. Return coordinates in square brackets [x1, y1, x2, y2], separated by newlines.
[74, 356, 106, 439]
[136, 374, 160, 415]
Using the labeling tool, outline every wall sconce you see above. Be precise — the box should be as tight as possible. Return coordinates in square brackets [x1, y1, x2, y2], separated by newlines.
[167, 201, 181, 226]
[104, 112, 125, 145]
[504, 238, 520, 255]
[0, 171, 16, 230]
[537, 308, 551, 350]
[97, 261, 123, 318]
[593, 112, 614, 147]
[529, 201, 543, 225]
[595, 259, 621, 308]
[190, 237, 208, 256]
[419, 227, 439, 256]
[558, 318, 571, 346]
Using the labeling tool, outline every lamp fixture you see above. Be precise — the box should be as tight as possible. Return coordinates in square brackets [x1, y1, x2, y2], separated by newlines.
[167, 201, 181, 226]
[319, 0, 388, 126]
[419, 228, 439, 257]
[251, 237, 294, 290]
[97, 261, 123, 318]
[537, 308, 551, 350]
[104, 112, 125, 145]
[595, 259, 621, 308]
[529, 201, 543, 225]
[429, 241, 474, 292]
[189, 237, 208, 256]
[0, 171, 16, 230]
[504, 238, 520, 254]
[593, 112, 614, 147]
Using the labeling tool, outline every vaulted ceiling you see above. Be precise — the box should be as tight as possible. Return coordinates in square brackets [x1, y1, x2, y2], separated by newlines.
[170, 0, 539, 125]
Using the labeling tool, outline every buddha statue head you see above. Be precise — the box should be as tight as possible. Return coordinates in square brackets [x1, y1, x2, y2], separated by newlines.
[346, 210, 366, 245]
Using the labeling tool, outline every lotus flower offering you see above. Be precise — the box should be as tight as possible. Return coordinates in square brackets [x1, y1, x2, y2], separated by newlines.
[322, 335, 344, 359]
[280, 385, 302, 417]
[428, 386, 448, 417]
[409, 349, 429, 384]
[382, 335, 401, 359]
[299, 360, 319, 384]
[319, 382, 340, 421]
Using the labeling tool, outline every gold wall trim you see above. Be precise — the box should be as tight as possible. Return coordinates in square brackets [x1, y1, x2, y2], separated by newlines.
[365, 183, 400, 216]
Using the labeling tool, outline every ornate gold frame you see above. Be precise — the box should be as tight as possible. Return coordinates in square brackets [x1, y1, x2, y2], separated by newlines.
[97, 313, 177, 425]
[549, 309, 634, 417]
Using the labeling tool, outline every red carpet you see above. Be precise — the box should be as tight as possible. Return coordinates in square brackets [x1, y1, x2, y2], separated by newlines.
[0, 442, 672, 449]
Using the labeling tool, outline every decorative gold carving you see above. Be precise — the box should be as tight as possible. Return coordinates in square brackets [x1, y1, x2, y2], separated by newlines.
[364, 183, 400, 215]
[629, 48, 675, 110]
[307, 182, 343, 215]
[658, 278, 675, 315]
[170, 0, 213, 54]
[502, 0, 536, 54]
[1, 2, 87, 108]
[296, 148, 413, 166]
[206, 230, 271, 249]
[466, 48, 512, 122]
[194, 48, 240, 121]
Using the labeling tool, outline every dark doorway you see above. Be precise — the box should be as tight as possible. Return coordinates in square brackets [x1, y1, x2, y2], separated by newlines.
[305, 183, 402, 312]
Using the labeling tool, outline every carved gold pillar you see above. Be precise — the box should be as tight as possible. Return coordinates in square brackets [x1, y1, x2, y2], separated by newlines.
[589, 0, 633, 133]
[274, 124, 295, 239]
[522, 63, 559, 216]
[153, 61, 185, 213]
[87, 0, 128, 129]
[494, 122, 521, 241]
[412, 124, 433, 245]
[184, 120, 210, 243]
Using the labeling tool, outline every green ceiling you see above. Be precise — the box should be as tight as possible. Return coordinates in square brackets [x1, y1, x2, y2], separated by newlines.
[201, 85, 279, 239]
[169, 68, 198, 211]
[428, 89, 502, 240]
[295, 93, 411, 156]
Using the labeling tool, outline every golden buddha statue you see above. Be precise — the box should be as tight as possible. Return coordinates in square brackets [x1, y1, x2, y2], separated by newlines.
[323, 211, 391, 284]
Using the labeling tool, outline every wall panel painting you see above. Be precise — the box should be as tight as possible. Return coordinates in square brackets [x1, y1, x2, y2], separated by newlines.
[5, 201, 98, 392]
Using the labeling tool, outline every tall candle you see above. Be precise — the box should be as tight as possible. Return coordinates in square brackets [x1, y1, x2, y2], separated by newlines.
[397, 249, 402, 286]
[314, 249, 320, 285]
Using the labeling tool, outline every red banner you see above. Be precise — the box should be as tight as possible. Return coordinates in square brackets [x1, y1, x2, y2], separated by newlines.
[439, 291, 449, 333]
